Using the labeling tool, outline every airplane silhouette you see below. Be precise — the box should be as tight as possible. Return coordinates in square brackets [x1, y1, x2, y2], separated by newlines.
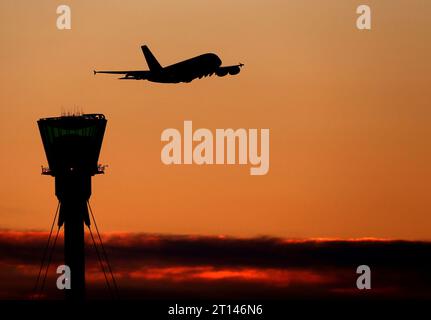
[94, 45, 244, 83]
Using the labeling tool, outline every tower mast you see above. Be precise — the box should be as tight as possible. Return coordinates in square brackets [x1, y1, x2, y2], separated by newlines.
[38, 113, 107, 300]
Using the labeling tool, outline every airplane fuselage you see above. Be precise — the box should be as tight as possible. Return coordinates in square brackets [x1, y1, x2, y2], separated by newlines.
[149, 53, 222, 83]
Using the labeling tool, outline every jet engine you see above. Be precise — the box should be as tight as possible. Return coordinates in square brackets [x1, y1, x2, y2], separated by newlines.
[216, 65, 242, 77]
[216, 68, 229, 77]
[228, 66, 241, 75]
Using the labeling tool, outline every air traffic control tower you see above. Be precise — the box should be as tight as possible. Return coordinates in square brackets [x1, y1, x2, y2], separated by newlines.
[38, 114, 107, 300]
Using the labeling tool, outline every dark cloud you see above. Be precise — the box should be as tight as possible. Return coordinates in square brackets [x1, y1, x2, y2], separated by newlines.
[0, 231, 430, 300]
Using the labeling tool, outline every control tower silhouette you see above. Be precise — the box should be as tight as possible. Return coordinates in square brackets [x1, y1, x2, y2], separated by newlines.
[38, 113, 107, 300]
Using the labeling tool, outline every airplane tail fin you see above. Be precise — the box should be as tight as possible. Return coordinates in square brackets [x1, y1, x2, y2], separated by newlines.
[141, 45, 162, 71]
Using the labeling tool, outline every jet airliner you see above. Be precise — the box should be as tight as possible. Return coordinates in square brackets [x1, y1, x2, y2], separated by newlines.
[94, 45, 244, 83]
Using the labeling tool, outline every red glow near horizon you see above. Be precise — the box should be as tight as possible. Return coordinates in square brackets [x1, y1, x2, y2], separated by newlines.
[85, 265, 334, 287]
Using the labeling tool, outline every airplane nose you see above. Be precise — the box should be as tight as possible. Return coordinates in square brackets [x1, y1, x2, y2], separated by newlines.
[210, 54, 222, 67]
[216, 56, 222, 67]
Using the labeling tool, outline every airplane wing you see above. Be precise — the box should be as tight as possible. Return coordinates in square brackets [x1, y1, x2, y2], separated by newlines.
[93, 70, 149, 80]
[215, 63, 244, 77]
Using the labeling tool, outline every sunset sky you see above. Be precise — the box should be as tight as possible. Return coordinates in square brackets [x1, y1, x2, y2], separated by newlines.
[1, 0, 430, 240]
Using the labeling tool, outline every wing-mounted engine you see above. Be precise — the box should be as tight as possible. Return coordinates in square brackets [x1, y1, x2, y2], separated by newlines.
[216, 63, 244, 77]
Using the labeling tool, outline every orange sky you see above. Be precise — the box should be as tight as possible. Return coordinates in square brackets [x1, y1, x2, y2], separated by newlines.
[0, 1, 430, 239]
